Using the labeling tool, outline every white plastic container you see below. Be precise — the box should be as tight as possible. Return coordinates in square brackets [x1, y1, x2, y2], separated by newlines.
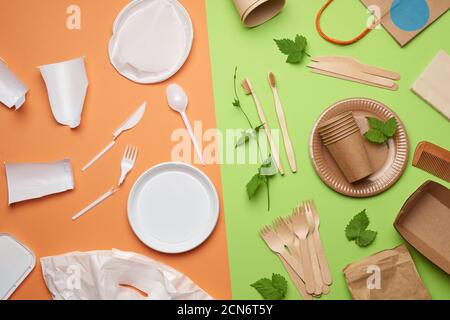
[0, 234, 35, 300]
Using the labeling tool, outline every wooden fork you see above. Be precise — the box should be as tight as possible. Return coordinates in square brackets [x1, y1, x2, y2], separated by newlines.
[259, 226, 304, 281]
[291, 208, 315, 294]
[302, 202, 326, 296]
[305, 200, 333, 286]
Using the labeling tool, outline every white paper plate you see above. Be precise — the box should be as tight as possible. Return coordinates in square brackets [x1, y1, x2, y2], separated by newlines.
[128, 163, 219, 253]
[0, 234, 35, 300]
[109, 0, 194, 84]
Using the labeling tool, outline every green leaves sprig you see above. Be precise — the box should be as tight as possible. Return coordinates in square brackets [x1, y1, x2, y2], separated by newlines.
[345, 210, 378, 247]
[232, 67, 276, 210]
[274, 34, 310, 64]
[251, 274, 288, 300]
[364, 117, 397, 146]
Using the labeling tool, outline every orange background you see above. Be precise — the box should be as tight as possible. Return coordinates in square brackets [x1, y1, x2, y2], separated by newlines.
[0, 0, 231, 299]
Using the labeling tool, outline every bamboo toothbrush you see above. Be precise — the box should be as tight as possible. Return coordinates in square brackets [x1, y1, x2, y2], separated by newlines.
[268, 72, 297, 173]
[242, 78, 285, 175]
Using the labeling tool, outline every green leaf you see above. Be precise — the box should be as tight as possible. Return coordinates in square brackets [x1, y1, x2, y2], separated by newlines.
[364, 117, 397, 144]
[271, 274, 288, 297]
[235, 129, 255, 148]
[274, 38, 296, 55]
[345, 210, 378, 247]
[382, 117, 397, 137]
[259, 156, 278, 176]
[232, 98, 241, 108]
[274, 34, 308, 64]
[356, 230, 378, 247]
[246, 173, 264, 199]
[294, 35, 307, 51]
[345, 210, 369, 240]
[286, 52, 303, 64]
[235, 134, 250, 148]
[251, 274, 287, 300]
[364, 129, 386, 144]
[366, 117, 384, 131]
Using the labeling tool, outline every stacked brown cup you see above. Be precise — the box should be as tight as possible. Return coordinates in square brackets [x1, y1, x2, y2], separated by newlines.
[318, 112, 373, 183]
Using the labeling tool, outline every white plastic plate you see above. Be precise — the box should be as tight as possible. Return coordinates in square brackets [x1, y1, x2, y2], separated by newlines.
[128, 162, 219, 253]
[109, 0, 194, 84]
[0, 234, 35, 300]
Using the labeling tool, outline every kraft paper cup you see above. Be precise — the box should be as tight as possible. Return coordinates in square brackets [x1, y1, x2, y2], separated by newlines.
[323, 131, 373, 183]
[319, 121, 359, 139]
[5, 159, 74, 205]
[232, 0, 286, 27]
[318, 112, 353, 132]
[39, 57, 88, 129]
[0, 58, 28, 110]
[321, 127, 361, 145]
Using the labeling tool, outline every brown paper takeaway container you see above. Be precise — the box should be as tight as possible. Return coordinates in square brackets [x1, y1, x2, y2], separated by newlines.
[394, 181, 450, 274]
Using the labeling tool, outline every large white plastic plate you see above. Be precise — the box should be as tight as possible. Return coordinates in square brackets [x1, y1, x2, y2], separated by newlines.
[109, 0, 194, 84]
[0, 234, 35, 300]
[128, 163, 219, 253]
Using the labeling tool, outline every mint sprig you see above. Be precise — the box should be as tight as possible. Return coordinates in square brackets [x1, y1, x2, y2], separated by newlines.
[251, 274, 288, 300]
[364, 117, 397, 146]
[345, 210, 377, 247]
[274, 34, 310, 64]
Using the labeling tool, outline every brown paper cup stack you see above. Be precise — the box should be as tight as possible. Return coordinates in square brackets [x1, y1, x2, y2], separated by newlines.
[318, 112, 373, 183]
[232, 0, 286, 27]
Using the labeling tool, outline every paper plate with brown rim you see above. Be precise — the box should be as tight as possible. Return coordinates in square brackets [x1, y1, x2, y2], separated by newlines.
[310, 98, 409, 197]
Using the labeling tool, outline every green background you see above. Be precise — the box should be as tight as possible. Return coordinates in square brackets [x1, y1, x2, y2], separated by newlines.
[205, 0, 450, 299]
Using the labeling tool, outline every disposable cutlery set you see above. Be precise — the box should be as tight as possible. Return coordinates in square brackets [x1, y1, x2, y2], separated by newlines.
[260, 200, 332, 299]
[242, 72, 297, 174]
[73, 145, 138, 221]
[308, 56, 401, 91]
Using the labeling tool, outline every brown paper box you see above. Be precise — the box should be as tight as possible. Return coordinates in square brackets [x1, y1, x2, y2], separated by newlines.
[394, 180, 450, 274]
[360, 0, 450, 47]
[343, 245, 431, 300]
[232, 0, 285, 27]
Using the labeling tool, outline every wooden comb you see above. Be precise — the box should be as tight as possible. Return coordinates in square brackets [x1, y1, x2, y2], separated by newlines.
[413, 142, 450, 183]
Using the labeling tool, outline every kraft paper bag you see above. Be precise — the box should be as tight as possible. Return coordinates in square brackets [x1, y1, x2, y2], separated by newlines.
[232, 0, 285, 27]
[343, 245, 431, 300]
[411, 50, 450, 121]
[361, 0, 450, 47]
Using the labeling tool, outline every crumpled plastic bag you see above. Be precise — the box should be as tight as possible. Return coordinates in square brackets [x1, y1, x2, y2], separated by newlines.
[41, 249, 213, 300]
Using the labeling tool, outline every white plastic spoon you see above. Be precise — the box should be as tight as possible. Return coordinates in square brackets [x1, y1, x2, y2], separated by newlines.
[166, 84, 205, 165]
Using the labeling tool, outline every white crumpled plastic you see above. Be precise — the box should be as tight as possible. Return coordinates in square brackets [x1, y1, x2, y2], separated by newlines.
[41, 249, 213, 300]
[0, 58, 28, 110]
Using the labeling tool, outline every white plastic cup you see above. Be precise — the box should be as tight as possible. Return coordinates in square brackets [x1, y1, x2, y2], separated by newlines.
[39, 57, 88, 128]
[0, 59, 28, 110]
[5, 159, 74, 205]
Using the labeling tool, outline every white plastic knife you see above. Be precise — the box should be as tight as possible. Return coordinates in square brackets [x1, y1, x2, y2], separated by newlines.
[82, 102, 146, 171]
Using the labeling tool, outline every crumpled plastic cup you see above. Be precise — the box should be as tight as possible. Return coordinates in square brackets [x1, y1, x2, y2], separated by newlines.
[5, 159, 74, 205]
[39, 57, 88, 128]
[0, 58, 28, 110]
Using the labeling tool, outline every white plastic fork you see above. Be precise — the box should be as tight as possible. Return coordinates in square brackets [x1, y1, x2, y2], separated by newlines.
[119, 145, 137, 186]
